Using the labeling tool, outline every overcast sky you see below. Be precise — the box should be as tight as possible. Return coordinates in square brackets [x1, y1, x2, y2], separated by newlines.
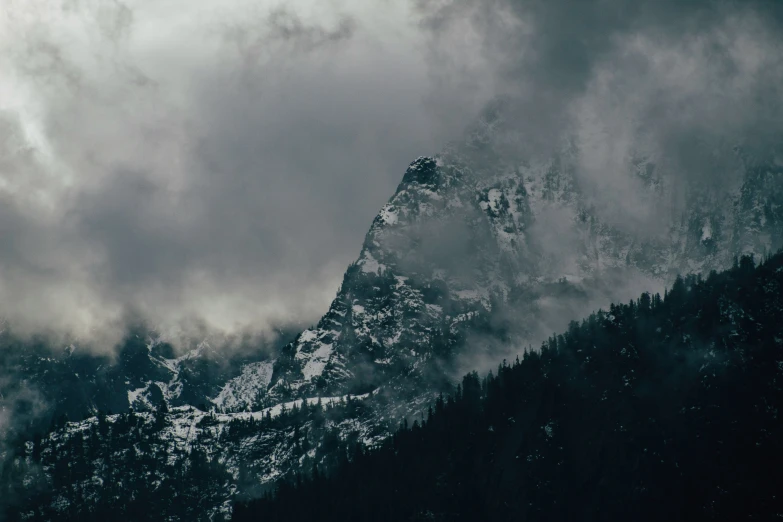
[0, 0, 497, 346]
[1, 0, 782, 349]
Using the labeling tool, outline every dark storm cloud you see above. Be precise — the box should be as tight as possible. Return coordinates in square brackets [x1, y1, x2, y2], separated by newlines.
[0, 0, 482, 349]
[1, 0, 782, 350]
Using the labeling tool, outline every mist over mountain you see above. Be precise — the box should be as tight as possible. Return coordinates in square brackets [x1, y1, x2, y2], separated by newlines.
[2, 0, 783, 520]
[4, 141, 782, 519]
[236, 252, 783, 522]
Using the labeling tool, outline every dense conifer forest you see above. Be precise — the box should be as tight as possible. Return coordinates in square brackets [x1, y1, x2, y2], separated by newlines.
[235, 253, 783, 522]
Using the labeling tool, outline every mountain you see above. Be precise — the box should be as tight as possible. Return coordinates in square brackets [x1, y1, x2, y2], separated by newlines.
[0, 319, 308, 441]
[235, 252, 783, 522]
[3, 120, 783, 519]
[259, 122, 783, 422]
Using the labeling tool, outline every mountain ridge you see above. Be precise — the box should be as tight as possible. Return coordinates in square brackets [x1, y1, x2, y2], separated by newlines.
[3, 133, 783, 519]
[236, 250, 783, 522]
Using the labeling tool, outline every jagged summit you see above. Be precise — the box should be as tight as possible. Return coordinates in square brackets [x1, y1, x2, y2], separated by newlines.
[243, 139, 783, 417]
[400, 156, 439, 186]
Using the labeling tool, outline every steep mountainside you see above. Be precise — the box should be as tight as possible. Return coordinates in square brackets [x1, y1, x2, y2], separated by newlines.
[237, 253, 783, 522]
[263, 132, 783, 413]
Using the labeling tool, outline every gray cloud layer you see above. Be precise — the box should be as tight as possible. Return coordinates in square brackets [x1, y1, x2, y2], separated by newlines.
[423, 0, 783, 230]
[0, 0, 492, 348]
[1, 0, 783, 349]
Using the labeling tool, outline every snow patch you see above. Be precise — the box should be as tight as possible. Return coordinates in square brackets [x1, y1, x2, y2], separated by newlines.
[487, 188, 502, 212]
[702, 220, 713, 241]
[299, 342, 334, 380]
[378, 204, 399, 225]
[454, 289, 481, 301]
[211, 361, 275, 412]
[359, 251, 384, 274]
[298, 329, 318, 344]
[425, 304, 443, 315]
[128, 384, 150, 409]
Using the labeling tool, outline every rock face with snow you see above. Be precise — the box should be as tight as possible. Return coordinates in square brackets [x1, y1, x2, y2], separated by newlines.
[5, 124, 783, 518]
[0, 327, 290, 444]
[260, 135, 783, 413]
[210, 361, 275, 412]
[267, 155, 508, 404]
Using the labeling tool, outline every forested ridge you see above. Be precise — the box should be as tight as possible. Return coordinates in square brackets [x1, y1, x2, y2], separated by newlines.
[235, 253, 783, 522]
[2, 394, 380, 521]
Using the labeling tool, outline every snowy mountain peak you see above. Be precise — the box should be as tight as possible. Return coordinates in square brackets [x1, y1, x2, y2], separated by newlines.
[10, 134, 783, 519]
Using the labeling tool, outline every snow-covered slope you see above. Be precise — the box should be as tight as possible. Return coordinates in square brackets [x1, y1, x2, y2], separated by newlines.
[211, 361, 275, 412]
[260, 136, 783, 412]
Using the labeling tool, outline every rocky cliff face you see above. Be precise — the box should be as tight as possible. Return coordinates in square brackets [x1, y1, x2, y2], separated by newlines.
[251, 134, 783, 415]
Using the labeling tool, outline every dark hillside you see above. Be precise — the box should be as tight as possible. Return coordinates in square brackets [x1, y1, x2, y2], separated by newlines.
[236, 253, 783, 522]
